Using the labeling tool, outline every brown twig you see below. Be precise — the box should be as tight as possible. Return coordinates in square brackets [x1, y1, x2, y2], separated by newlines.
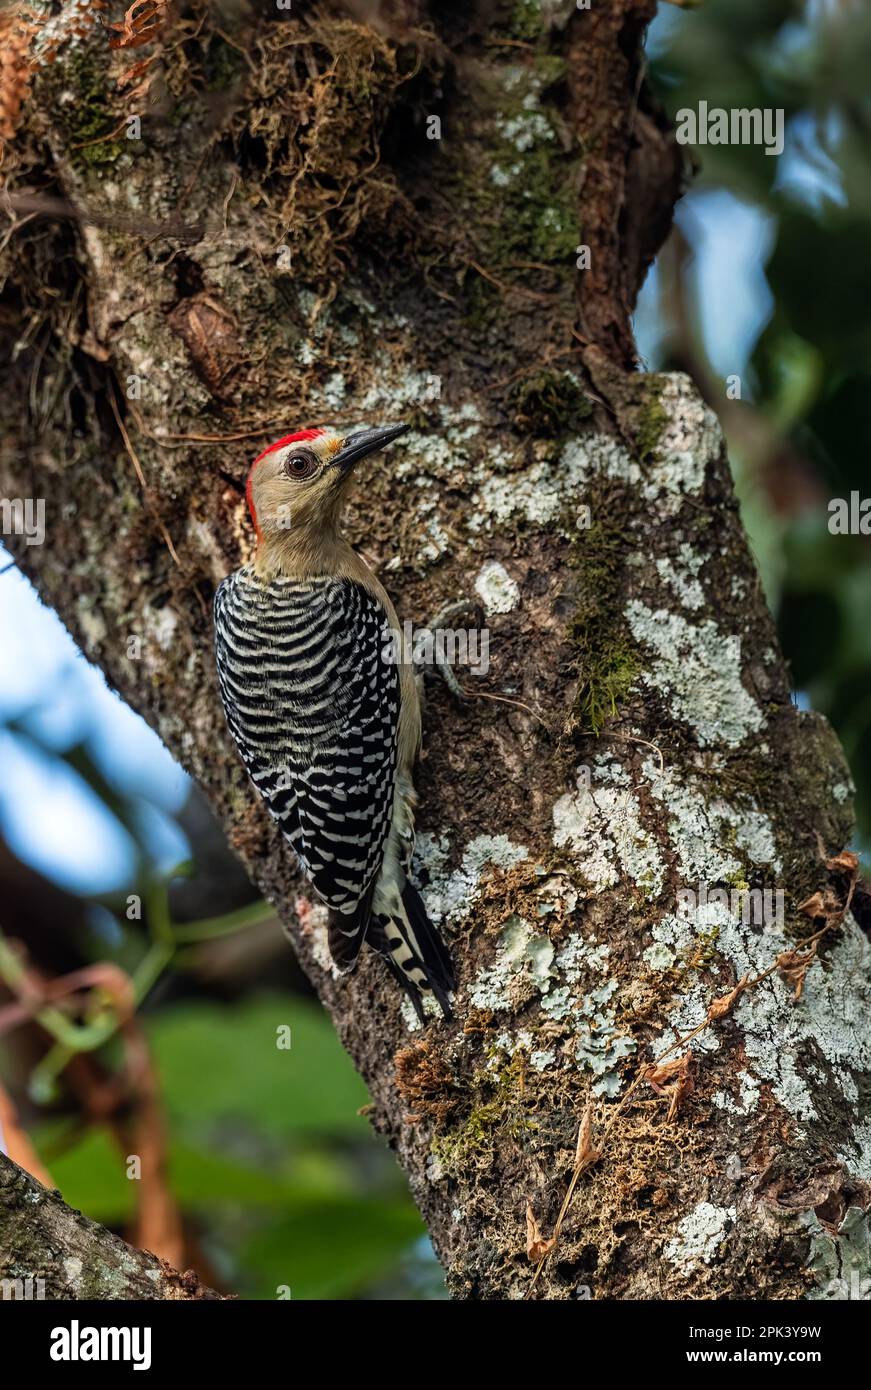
[595, 730, 666, 777]
[108, 390, 181, 566]
[0, 191, 204, 244]
[0, 1079, 53, 1186]
[453, 686, 555, 733]
[466, 258, 558, 304]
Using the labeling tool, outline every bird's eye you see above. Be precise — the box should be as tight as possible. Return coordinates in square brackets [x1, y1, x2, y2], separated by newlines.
[282, 451, 318, 481]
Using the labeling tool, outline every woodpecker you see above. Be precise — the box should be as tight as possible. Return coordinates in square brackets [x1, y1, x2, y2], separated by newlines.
[213, 423, 455, 1022]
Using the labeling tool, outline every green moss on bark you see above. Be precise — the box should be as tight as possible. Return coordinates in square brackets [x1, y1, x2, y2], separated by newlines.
[58, 48, 125, 167]
[636, 381, 669, 463]
[512, 369, 592, 436]
[430, 1056, 536, 1176]
[568, 515, 641, 734]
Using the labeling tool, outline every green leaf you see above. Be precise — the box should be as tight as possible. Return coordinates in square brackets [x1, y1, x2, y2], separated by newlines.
[35, 1128, 363, 1224]
[36, 1126, 136, 1224]
[168, 1146, 302, 1207]
[167, 1144, 348, 1209]
[241, 1197, 425, 1300]
[146, 994, 370, 1139]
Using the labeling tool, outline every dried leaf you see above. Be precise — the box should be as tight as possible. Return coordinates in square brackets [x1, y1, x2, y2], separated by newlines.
[574, 1099, 601, 1169]
[644, 1054, 694, 1122]
[117, 54, 157, 92]
[526, 1201, 555, 1263]
[108, 0, 168, 51]
[825, 849, 859, 876]
[666, 1067, 693, 1122]
[776, 945, 818, 1001]
[643, 1054, 689, 1091]
[798, 891, 828, 920]
[707, 972, 750, 1022]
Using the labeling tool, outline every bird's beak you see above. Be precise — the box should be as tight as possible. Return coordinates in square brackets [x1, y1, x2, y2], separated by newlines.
[332, 423, 408, 474]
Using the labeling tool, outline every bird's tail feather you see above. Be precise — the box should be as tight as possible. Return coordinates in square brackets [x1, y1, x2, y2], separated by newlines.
[370, 880, 455, 1023]
[327, 876, 377, 974]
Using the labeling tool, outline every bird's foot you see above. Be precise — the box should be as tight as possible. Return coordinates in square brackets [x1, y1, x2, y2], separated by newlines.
[418, 598, 487, 703]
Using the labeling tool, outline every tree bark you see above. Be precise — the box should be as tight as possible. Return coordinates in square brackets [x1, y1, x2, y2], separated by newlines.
[0, 1153, 224, 1298]
[2, 0, 870, 1301]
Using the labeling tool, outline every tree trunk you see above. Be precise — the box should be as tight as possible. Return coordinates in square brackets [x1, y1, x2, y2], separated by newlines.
[2, 0, 869, 1301]
[0, 1153, 224, 1298]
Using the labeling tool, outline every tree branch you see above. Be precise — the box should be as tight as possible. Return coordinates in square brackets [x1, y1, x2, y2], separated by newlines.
[0, 1154, 225, 1300]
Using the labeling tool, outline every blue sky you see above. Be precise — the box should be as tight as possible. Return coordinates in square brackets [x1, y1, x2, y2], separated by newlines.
[0, 557, 189, 892]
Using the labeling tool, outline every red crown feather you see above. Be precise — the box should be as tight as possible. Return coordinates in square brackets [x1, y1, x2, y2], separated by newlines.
[246, 428, 326, 540]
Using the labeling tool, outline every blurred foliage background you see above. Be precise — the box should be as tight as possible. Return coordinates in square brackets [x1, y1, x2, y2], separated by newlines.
[1, 0, 868, 1299]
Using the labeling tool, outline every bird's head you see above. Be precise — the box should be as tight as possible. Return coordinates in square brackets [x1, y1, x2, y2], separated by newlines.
[245, 423, 408, 555]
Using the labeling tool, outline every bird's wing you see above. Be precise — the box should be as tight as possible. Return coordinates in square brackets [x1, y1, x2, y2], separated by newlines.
[215, 573, 400, 921]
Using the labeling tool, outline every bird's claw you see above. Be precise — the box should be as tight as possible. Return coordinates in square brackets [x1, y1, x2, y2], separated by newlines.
[419, 598, 487, 704]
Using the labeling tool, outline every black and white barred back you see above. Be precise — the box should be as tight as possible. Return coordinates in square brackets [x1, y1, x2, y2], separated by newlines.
[214, 567, 454, 1019]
